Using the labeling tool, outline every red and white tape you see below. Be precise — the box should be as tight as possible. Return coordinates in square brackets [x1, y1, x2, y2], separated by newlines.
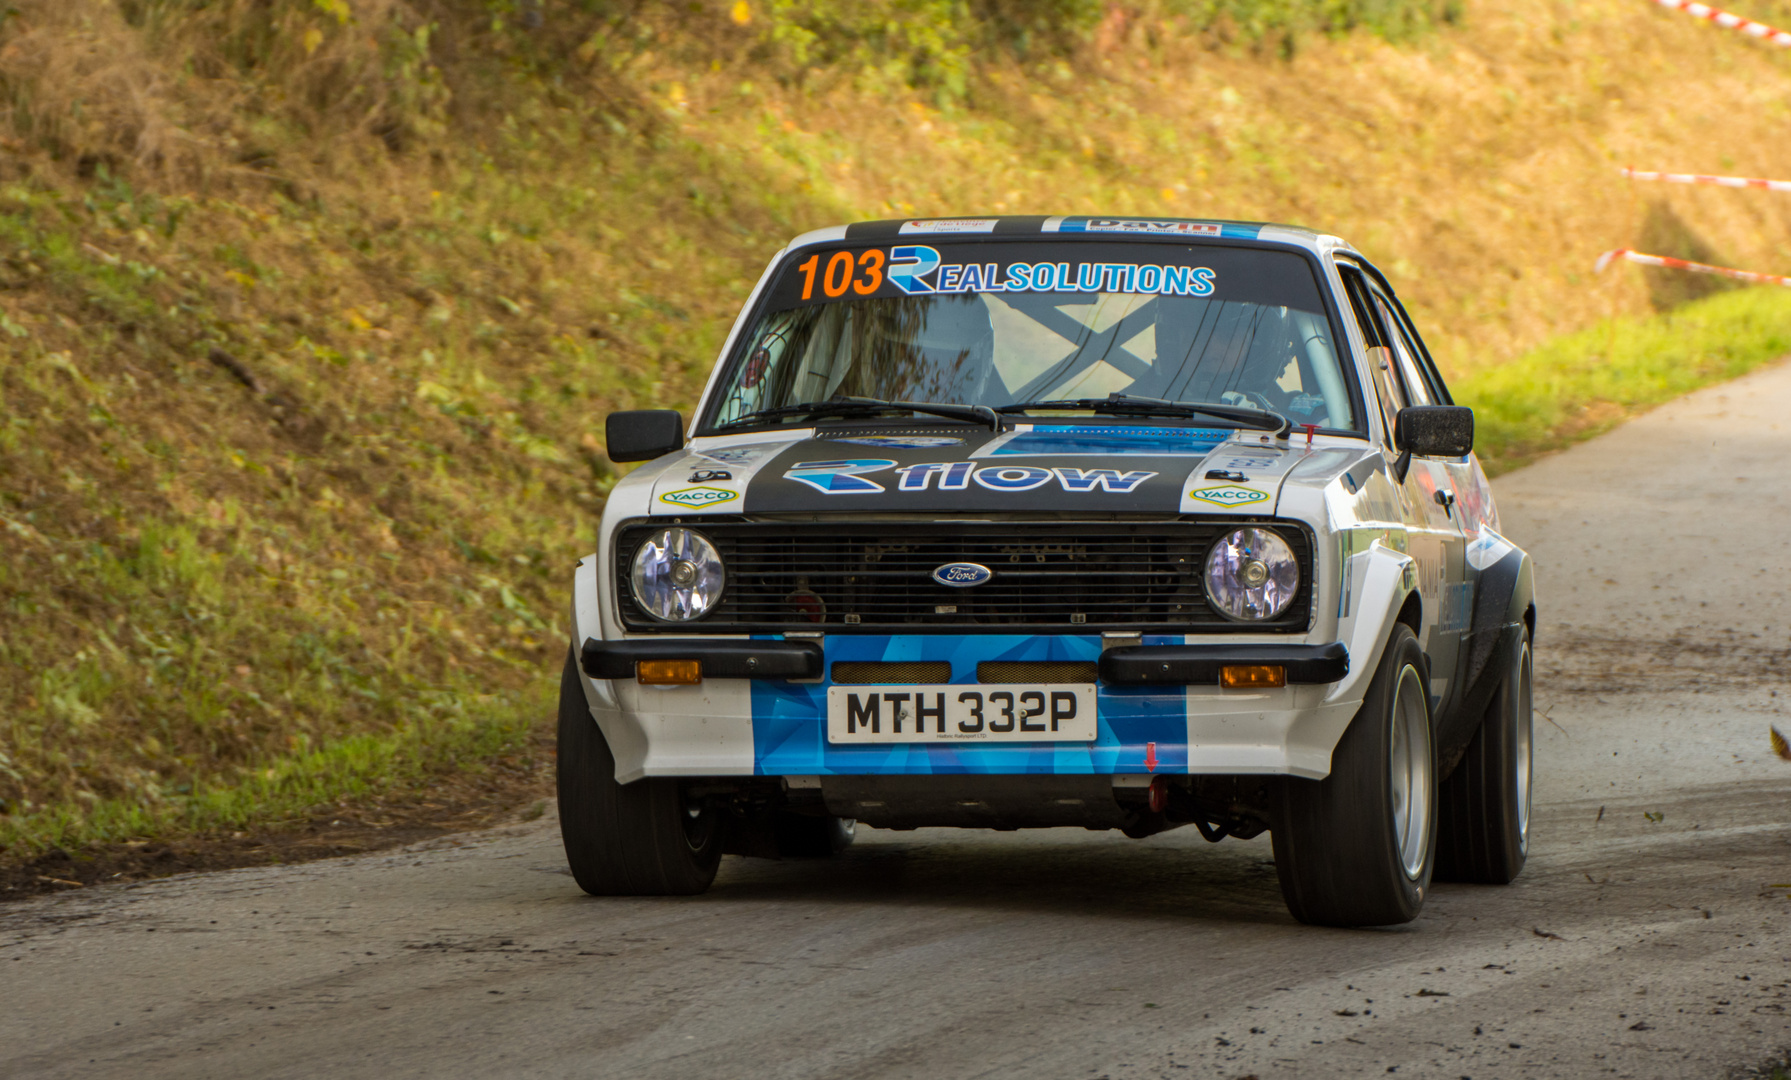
[1595, 248, 1791, 287]
[1647, 0, 1791, 47]
[1622, 167, 1791, 193]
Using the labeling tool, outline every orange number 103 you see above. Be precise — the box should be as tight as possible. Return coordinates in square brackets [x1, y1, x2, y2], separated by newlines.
[796, 250, 885, 300]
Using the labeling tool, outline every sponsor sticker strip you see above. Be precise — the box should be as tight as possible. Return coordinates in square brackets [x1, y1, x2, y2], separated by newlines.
[1595, 248, 1791, 288]
[1041, 217, 1263, 239]
[1621, 167, 1791, 193]
[898, 219, 999, 235]
[784, 458, 1158, 495]
[1645, 0, 1791, 47]
[885, 246, 1216, 297]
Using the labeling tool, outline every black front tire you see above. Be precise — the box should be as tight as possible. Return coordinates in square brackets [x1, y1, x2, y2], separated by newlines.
[1272, 623, 1436, 927]
[556, 652, 723, 896]
[1435, 635, 1532, 884]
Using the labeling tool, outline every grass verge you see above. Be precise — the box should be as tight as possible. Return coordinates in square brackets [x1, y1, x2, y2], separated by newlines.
[1458, 286, 1791, 475]
[0, 684, 545, 860]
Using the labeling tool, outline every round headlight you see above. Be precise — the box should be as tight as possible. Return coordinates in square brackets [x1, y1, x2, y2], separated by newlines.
[630, 528, 725, 622]
[1204, 527, 1299, 622]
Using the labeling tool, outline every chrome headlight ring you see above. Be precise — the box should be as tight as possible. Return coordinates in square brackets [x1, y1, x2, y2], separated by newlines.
[629, 527, 726, 622]
[1203, 526, 1300, 622]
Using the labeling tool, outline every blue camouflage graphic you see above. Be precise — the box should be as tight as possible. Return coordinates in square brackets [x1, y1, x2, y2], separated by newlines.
[981, 426, 1232, 458]
[750, 633, 1191, 775]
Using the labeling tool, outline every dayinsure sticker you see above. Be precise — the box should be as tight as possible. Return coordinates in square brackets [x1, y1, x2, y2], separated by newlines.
[898, 219, 999, 235]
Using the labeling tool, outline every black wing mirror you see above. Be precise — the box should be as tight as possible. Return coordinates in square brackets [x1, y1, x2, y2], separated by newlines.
[605, 409, 684, 463]
[1396, 405, 1473, 458]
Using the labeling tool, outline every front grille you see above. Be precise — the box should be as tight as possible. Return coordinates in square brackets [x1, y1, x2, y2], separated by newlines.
[615, 518, 1313, 634]
[832, 661, 953, 684]
[977, 661, 1099, 683]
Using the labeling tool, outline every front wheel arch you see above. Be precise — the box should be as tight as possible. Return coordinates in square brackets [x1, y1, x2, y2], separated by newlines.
[1272, 622, 1436, 927]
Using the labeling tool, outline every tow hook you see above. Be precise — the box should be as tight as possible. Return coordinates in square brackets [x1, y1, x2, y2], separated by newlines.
[1148, 776, 1170, 814]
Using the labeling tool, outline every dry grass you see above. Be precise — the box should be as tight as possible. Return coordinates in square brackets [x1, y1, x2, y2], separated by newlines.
[635, 0, 1791, 377]
[5, 0, 1791, 858]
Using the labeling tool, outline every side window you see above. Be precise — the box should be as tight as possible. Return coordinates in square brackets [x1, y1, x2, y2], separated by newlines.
[1382, 290, 1454, 406]
[1337, 265, 1403, 447]
[1370, 292, 1435, 407]
[1337, 267, 1386, 350]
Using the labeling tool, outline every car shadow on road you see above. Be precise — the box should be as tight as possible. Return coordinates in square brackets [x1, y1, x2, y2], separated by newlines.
[686, 828, 1309, 929]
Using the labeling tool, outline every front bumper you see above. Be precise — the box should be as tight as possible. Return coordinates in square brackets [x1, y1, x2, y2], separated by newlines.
[572, 631, 1362, 783]
[582, 637, 1347, 687]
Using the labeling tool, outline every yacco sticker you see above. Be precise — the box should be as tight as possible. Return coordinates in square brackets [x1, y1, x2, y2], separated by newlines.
[1188, 485, 1270, 507]
[784, 459, 898, 494]
[980, 427, 1232, 457]
[828, 435, 966, 449]
[881, 244, 1215, 297]
[1044, 217, 1263, 240]
[659, 486, 738, 509]
[898, 219, 998, 235]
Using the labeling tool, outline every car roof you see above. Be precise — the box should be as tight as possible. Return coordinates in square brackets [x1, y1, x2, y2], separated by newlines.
[784, 216, 1347, 255]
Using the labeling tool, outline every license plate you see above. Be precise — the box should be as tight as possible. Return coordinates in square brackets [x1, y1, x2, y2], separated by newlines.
[825, 684, 1097, 744]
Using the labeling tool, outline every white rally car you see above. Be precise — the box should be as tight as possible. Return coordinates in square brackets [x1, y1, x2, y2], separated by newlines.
[559, 216, 1535, 927]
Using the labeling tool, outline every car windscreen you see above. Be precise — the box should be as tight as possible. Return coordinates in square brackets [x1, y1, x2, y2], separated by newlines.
[706, 241, 1359, 432]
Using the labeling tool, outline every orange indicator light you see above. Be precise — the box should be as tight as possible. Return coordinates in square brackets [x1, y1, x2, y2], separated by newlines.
[637, 659, 702, 685]
[1220, 664, 1286, 689]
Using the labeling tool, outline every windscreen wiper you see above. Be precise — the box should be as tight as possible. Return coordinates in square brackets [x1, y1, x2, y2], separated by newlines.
[997, 393, 1290, 436]
[713, 396, 1005, 433]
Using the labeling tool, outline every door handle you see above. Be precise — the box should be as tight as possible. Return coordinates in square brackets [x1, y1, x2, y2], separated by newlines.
[1434, 488, 1455, 517]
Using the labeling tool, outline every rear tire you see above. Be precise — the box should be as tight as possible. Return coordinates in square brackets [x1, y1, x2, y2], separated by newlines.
[773, 813, 856, 858]
[1272, 624, 1436, 927]
[556, 652, 723, 896]
[1435, 635, 1532, 884]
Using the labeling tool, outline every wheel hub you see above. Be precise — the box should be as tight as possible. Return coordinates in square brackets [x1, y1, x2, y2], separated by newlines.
[1514, 642, 1534, 854]
[1388, 663, 1433, 880]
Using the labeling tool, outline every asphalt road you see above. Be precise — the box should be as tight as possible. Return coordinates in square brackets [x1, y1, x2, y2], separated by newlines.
[5, 367, 1791, 1080]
